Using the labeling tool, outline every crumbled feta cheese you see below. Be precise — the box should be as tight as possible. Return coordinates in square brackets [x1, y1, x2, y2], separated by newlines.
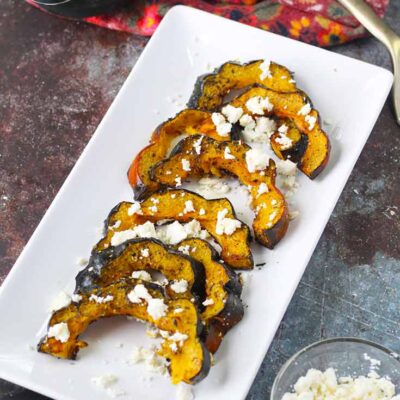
[160, 330, 188, 344]
[259, 60, 272, 80]
[242, 116, 276, 143]
[269, 211, 277, 221]
[198, 177, 230, 196]
[140, 248, 149, 258]
[216, 209, 241, 235]
[199, 208, 206, 216]
[245, 96, 273, 115]
[174, 308, 184, 314]
[175, 177, 182, 187]
[151, 198, 160, 204]
[127, 284, 152, 303]
[111, 221, 156, 246]
[297, 103, 311, 116]
[91, 374, 118, 389]
[193, 136, 203, 155]
[202, 298, 214, 306]
[149, 205, 158, 213]
[224, 147, 235, 160]
[71, 293, 83, 303]
[275, 133, 293, 150]
[127, 284, 167, 320]
[221, 105, 243, 123]
[211, 112, 231, 137]
[255, 117, 277, 138]
[49, 291, 71, 311]
[170, 279, 189, 293]
[178, 245, 191, 255]
[278, 124, 288, 134]
[239, 114, 256, 130]
[112, 220, 207, 247]
[130, 346, 168, 375]
[47, 322, 70, 343]
[89, 294, 114, 304]
[131, 270, 152, 281]
[245, 148, 270, 173]
[305, 114, 317, 130]
[170, 342, 178, 353]
[176, 384, 194, 400]
[128, 201, 142, 216]
[257, 183, 269, 197]
[183, 200, 195, 214]
[166, 170, 172, 175]
[282, 368, 400, 400]
[147, 298, 168, 320]
[182, 159, 191, 172]
[111, 220, 121, 230]
[276, 159, 297, 176]
[171, 193, 177, 198]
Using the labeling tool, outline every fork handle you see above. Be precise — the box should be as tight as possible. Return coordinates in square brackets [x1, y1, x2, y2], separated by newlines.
[338, 0, 400, 125]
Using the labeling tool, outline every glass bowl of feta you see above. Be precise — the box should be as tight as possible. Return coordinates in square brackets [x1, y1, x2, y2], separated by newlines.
[271, 337, 400, 400]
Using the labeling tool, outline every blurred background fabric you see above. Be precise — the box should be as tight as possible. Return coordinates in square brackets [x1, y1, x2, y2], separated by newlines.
[26, 0, 389, 46]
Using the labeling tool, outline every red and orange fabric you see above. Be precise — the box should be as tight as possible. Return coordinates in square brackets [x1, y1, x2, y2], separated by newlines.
[26, 0, 389, 47]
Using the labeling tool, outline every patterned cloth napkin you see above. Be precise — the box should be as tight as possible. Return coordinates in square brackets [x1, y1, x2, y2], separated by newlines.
[27, 0, 388, 47]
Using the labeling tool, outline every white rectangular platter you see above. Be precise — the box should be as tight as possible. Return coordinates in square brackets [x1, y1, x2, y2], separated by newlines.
[0, 6, 393, 400]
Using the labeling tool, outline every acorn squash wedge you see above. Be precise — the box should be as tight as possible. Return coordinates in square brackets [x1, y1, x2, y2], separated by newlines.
[95, 189, 253, 269]
[38, 279, 210, 384]
[76, 238, 206, 303]
[188, 60, 297, 111]
[151, 136, 288, 248]
[128, 109, 227, 200]
[229, 85, 330, 179]
[172, 238, 243, 353]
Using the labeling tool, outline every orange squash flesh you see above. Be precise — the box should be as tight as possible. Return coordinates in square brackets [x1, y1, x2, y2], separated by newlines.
[76, 238, 206, 302]
[38, 279, 211, 384]
[230, 86, 330, 179]
[151, 136, 289, 248]
[172, 238, 244, 353]
[188, 60, 297, 111]
[95, 190, 253, 269]
[128, 109, 226, 200]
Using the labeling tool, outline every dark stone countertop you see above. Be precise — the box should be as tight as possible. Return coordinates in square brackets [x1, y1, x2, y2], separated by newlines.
[0, 1, 399, 399]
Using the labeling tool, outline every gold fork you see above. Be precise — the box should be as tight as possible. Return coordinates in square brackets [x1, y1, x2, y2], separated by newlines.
[338, 0, 400, 125]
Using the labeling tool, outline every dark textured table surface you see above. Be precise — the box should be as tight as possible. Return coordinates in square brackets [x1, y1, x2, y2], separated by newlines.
[0, 1, 399, 399]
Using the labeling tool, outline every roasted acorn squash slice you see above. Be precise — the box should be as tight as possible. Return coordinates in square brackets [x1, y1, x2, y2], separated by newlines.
[38, 279, 211, 384]
[172, 238, 243, 353]
[151, 136, 288, 248]
[95, 189, 253, 269]
[76, 238, 206, 303]
[128, 109, 226, 200]
[229, 86, 330, 179]
[188, 60, 297, 111]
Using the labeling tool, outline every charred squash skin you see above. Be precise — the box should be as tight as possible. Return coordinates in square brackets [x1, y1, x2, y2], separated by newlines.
[151, 136, 289, 249]
[38, 279, 211, 385]
[188, 60, 297, 111]
[76, 238, 206, 303]
[230, 86, 330, 179]
[95, 189, 254, 269]
[127, 109, 227, 200]
[172, 238, 244, 353]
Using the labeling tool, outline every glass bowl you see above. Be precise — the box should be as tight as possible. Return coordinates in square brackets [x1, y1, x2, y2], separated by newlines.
[271, 337, 400, 400]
